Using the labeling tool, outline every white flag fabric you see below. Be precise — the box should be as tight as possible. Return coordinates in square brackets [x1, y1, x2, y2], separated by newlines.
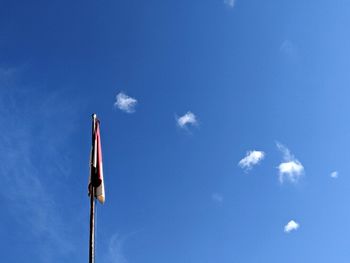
[89, 116, 105, 204]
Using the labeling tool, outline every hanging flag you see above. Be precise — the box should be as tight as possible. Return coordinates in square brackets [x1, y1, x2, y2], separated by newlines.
[89, 114, 105, 204]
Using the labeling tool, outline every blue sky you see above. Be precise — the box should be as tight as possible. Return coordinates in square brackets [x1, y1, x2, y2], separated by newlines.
[1, 0, 350, 262]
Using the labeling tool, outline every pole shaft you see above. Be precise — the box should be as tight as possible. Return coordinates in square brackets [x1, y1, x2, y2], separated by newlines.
[89, 114, 97, 263]
[89, 186, 95, 263]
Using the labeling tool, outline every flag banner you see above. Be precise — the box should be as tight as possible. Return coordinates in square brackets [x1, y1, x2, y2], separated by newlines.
[89, 115, 105, 204]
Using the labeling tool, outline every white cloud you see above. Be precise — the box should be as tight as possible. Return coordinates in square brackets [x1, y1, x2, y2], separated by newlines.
[238, 150, 265, 171]
[176, 111, 198, 128]
[276, 142, 304, 183]
[224, 0, 235, 7]
[212, 193, 224, 204]
[330, 171, 338, 179]
[278, 161, 304, 183]
[114, 92, 137, 113]
[284, 220, 299, 233]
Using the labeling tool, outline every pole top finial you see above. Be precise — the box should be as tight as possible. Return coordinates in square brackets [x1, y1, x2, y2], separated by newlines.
[92, 113, 97, 119]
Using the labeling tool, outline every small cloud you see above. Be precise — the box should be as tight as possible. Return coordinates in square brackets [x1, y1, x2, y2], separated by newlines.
[280, 40, 299, 61]
[276, 142, 304, 183]
[238, 150, 265, 171]
[114, 92, 137, 113]
[330, 171, 338, 179]
[212, 193, 224, 204]
[284, 220, 299, 233]
[224, 0, 236, 7]
[176, 111, 198, 128]
[278, 161, 304, 183]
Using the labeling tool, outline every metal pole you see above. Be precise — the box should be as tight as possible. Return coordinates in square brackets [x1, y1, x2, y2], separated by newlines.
[89, 114, 97, 263]
[89, 186, 95, 263]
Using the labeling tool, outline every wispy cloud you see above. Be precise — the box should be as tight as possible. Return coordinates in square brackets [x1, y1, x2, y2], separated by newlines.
[108, 233, 127, 263]
[114, 92, 137, 113]
[276, 142, 304, 183]
[212, 193, 224, 205]
[0, 67, 17, 82]
[330, 171, 338, 179]
[0, 70, 82, 261]
[224, 0, 236, 8]
[238, 150, 265, 171]
[176, 111, 198, 128]
[280, 40, 299, 61]
[284, 220, 299, 233]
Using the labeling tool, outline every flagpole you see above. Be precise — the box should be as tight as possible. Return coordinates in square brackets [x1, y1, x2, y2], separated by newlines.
[89, 114, 97, 263]
[89, 185, 95, 263]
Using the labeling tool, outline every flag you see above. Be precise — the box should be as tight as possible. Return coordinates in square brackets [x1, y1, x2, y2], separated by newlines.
[89, 115, 105, 204]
